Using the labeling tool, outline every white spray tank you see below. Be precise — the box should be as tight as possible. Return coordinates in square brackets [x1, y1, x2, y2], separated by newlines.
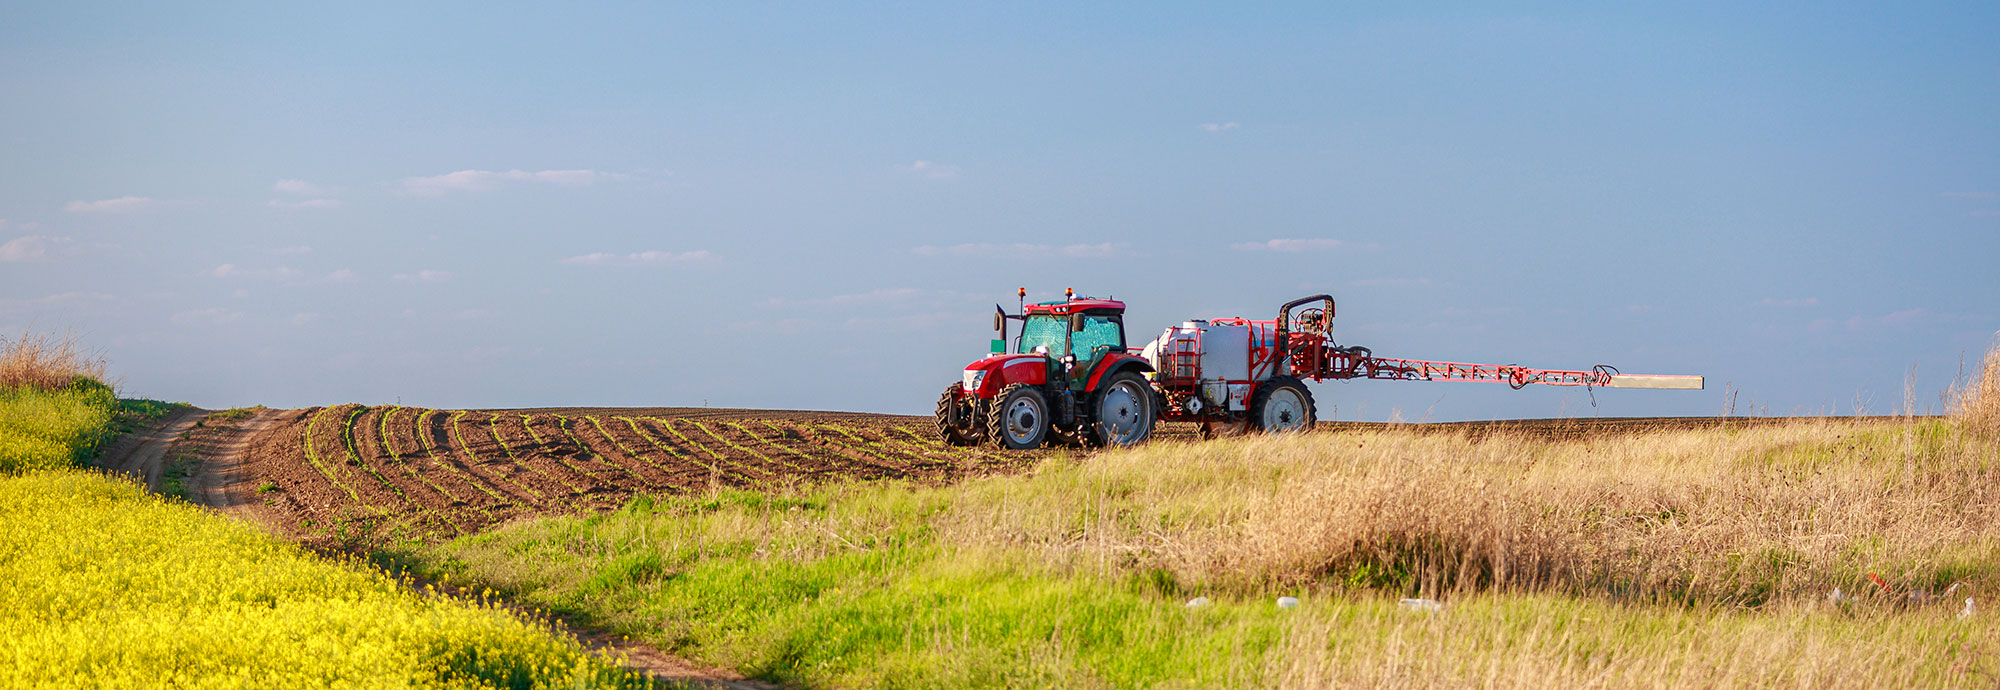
[1141, 320, 1263, 411]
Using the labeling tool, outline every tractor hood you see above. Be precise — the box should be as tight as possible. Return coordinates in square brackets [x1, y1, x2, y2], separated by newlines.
[962, 354, 1047, 397]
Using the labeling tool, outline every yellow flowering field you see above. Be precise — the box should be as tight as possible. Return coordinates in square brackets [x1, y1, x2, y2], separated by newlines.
[0, 469, 647, 689]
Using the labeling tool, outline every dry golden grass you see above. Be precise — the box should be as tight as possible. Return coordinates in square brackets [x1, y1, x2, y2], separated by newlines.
[1953, 339, 2000, 434]
[1259, 594, 1995, 689]
[0, 331, 105, 390]
[938, 417, 2000, 605]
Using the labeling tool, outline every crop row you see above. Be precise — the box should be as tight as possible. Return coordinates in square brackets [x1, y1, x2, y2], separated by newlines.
[286, 407, 1015, 538]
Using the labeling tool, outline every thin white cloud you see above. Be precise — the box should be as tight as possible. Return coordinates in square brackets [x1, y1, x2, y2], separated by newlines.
[0, 291, 114, 313]
[1231, 238, 1343, 253]
[171, 308, 244, 326]
[1941, 191, 1997, 200]
[0, 236, 71, 262]
[1350, 277, 1434, 288]
[273, 179, 332, 195]
[210, 264, 303, 280]
[913, 242, 1128, 258]
[765, 288, 925, 308]
[268, 198, 342, 209]
[901, 161, 961, 180]
[1060, 242, 1124, 258]
[1201, 122, 1241, 132]
[270, 245, 313, 256]
[283, 268, 360, 287]
[290, 312, 323, 326]
[399, 169, 615, 196]
[393, 269, 453, 283]
[558, 250, 713, 266]
[65, 196, 160, 213]
[1759, 297, 1819, 308]
[1805, 307, 1968, 334]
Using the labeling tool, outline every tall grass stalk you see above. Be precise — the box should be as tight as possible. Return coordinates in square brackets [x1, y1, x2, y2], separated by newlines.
[0, 331, 105, 389]
[1952, 338, 2000, 434]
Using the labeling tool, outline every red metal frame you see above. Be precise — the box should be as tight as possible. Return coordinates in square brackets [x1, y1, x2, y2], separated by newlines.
[1288, 337, 1615, 389]
[1023, 299, 1125, 316]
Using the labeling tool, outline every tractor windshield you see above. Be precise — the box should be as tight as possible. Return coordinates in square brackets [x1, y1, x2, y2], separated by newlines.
[1018, 315, 1069, 357]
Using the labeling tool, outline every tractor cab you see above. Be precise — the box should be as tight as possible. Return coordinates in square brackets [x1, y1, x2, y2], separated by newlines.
[1010, 298, 1127, 389]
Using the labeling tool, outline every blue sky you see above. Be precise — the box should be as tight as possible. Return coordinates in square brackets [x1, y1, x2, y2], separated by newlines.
[3, 2, 1995, 420]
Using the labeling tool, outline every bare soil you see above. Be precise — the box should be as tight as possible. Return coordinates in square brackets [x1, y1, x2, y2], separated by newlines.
[238, 405, 1058, 543]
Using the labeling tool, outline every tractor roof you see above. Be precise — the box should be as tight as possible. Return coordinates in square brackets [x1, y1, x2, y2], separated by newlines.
[1023, 299, 1125, 316]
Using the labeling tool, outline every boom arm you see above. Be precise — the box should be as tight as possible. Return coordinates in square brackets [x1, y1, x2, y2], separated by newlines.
[1290, 340, 1702, 390]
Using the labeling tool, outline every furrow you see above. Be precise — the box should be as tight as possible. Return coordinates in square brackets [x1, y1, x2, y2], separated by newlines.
[351, 406, 463, 537]
[415, 409, 520, 511]
[585, 415, 709, 485]
[377, 407, 480, 528]
[517, 414, 609, 486]
[486, 413, 588, 500]
[649, 418, 779, 484]
[448, 410, 546, 504]
[547, 415, 669, 490]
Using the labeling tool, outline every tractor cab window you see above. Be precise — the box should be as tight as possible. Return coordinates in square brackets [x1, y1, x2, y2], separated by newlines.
[1017, 315, 1069, 357]
[1070, 315, 1124, 362]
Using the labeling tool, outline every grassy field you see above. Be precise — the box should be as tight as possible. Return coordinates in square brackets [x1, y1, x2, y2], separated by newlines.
[0, 334, 647, 689]
[384, 347, 2000, 688]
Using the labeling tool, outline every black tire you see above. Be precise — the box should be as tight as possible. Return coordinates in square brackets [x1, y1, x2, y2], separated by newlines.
[1087, 371, 1156, 447]
[986, 384, 1049, 450]
[1250, 376, 1317, 433]
[935, 383, 983, 446]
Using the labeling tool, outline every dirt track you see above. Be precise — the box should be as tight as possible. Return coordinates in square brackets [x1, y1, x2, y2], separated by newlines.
[94, 407, 203, 490]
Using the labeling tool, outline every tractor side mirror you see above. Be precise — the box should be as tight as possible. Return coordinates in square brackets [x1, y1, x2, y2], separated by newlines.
[1069, 313, 1085, 332]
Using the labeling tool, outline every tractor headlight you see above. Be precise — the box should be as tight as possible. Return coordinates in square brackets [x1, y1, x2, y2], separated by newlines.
[963, 369, 987, 392]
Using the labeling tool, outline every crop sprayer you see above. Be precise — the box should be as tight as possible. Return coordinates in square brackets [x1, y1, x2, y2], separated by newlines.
[934, 290, 1703, 449]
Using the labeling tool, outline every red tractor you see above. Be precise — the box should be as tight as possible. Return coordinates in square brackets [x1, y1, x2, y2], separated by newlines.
[935, 289, 1157, 449]
[936, 290, 1702, 449]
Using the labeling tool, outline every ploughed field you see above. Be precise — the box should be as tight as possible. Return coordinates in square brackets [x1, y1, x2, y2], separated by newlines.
[243, 405, 1808, 542]
[245, 405, 1079, 539]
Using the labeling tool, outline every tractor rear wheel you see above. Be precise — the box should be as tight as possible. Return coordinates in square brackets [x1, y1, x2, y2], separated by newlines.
[986, 384, 1049, 450]
[1088, 371, 1155, 447]
[935, 383, 983, 446]
[1250, 376, 1317, 433]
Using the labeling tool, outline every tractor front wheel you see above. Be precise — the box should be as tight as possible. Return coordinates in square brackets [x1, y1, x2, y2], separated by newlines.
[986, 384, 1050, 450]
[935, 383, 984, 446]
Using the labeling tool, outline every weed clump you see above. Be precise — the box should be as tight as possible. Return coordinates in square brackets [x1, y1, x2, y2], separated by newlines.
[1952, 338, 2000, 434]
[0, 331, 105, 390]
